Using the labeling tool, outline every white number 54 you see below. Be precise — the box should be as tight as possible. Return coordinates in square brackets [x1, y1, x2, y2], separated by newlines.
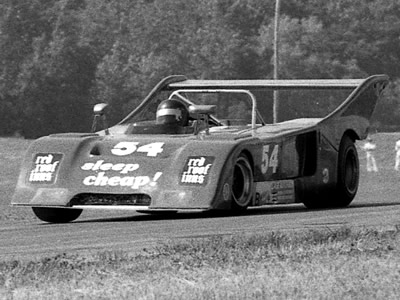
[111, 142, 164, 157]
[261, 144, 279, 174]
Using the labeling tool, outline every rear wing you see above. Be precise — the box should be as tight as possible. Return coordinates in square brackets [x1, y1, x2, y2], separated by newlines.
[120, 74, 389, 125]
[168, 78, 366, 90]
[168, 75, 389, 122]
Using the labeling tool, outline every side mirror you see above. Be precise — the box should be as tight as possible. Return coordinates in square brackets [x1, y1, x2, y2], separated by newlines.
[91, 103, 110, 135]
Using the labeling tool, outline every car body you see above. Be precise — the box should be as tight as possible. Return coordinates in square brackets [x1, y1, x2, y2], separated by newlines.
[11, 74, 389, 223]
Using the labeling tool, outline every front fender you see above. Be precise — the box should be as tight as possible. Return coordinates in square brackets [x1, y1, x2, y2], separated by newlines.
[11, 133, 259, 210]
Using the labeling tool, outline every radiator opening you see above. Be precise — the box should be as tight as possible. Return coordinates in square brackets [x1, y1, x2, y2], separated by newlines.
[69, 193, 151, 206]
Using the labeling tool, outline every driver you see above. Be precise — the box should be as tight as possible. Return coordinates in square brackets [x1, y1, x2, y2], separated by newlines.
[156, 99, 189, 127]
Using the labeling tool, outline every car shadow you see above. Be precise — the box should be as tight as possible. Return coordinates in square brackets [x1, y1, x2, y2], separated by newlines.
[70, 200, 400, 224]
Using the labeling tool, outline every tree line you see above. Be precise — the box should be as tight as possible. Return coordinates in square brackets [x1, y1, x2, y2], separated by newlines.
[1, 0, 400, 138]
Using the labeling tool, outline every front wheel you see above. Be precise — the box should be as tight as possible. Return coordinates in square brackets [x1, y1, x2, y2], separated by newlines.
[231, 154, 254, 211]
[32, 207, 82, 223]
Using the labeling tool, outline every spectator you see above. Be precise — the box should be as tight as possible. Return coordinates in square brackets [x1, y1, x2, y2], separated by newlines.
[362, 137, 378, 172]
[395, 139, 400, 171]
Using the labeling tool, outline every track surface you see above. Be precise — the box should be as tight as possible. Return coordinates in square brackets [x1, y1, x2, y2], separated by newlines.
[2, 172, 400, 261]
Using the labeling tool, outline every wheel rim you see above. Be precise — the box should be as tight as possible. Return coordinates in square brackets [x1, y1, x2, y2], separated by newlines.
[232, 156, 253, 207]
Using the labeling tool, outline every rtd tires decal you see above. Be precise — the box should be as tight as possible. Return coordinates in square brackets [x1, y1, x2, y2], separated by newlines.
[28, 153, 63, 184]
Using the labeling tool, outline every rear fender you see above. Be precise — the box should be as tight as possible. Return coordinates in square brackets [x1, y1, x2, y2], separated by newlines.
[320, 75, 388, 147]
[295, 132, 338, 202]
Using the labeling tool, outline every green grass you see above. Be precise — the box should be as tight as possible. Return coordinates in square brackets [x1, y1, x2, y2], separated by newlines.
[1, 135, 400, 299]
[0, 138, 35, 221]
[1, 227, 400, 299]
[0, 138, 31, 199]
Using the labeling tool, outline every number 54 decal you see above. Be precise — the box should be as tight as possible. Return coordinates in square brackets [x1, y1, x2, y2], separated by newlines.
[261, 144, 279, 174]
[111, 142, 164, 157]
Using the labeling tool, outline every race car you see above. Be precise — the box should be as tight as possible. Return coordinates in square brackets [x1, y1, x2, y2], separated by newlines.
[11, 74, 388, 223]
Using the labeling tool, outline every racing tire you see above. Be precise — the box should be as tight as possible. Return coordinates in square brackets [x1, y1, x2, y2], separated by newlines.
[231, 154, 254, 211]
[333, 135, 359, 207]
[32, 207, 82, 223]
[302, 135, 359, 209]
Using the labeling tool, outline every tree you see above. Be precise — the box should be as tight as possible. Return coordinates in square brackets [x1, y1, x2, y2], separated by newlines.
[15, 0, 98, 137]
[0, 0, 56, 135]
[1, 0, 400, 136]
[93, 0, 255, 123]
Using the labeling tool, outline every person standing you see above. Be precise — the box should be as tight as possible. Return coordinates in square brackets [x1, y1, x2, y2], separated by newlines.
[362, 137, 378, 172]
[395, 139, 400, 171]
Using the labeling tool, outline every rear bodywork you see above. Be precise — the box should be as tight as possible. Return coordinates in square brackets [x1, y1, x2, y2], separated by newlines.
[12, 75, 389, 217]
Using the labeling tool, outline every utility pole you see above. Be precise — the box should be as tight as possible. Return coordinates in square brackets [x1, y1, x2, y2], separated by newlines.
[273, 0, 281, 123]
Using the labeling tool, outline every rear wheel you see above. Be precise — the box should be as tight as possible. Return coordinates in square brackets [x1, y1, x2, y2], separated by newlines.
[302, 134, 359, 209]
[333, 135, 359, 207]
[231, 154, 254, 211]
[32, 207, 82, 223]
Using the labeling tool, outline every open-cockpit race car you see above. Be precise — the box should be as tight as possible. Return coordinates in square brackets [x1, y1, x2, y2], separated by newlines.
[11, 74, 389, 223]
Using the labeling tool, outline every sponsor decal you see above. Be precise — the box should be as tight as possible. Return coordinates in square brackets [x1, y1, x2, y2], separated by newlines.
[181, 156, 214, 185]
[255, 180, 295, 205]
[29, 153, 63, 184]
[81, 160, 139, 174]
[81, 160, 162, 189]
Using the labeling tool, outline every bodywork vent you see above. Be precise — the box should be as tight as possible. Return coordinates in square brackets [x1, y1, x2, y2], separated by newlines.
[69, 193, 151, 206]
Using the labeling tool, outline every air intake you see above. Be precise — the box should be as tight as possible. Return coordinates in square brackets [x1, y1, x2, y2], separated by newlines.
[69, 193, 151, 206]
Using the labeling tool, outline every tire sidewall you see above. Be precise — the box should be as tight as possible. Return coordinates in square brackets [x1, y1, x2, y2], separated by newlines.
[231, 154, 254, 210]
[337, 135, 359, 204]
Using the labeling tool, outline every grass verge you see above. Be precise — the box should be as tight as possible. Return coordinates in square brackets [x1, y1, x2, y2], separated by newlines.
[1, 227, 400, 299]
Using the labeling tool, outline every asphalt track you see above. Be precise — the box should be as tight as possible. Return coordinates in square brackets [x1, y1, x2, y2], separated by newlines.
[2, 176, 400, 261]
